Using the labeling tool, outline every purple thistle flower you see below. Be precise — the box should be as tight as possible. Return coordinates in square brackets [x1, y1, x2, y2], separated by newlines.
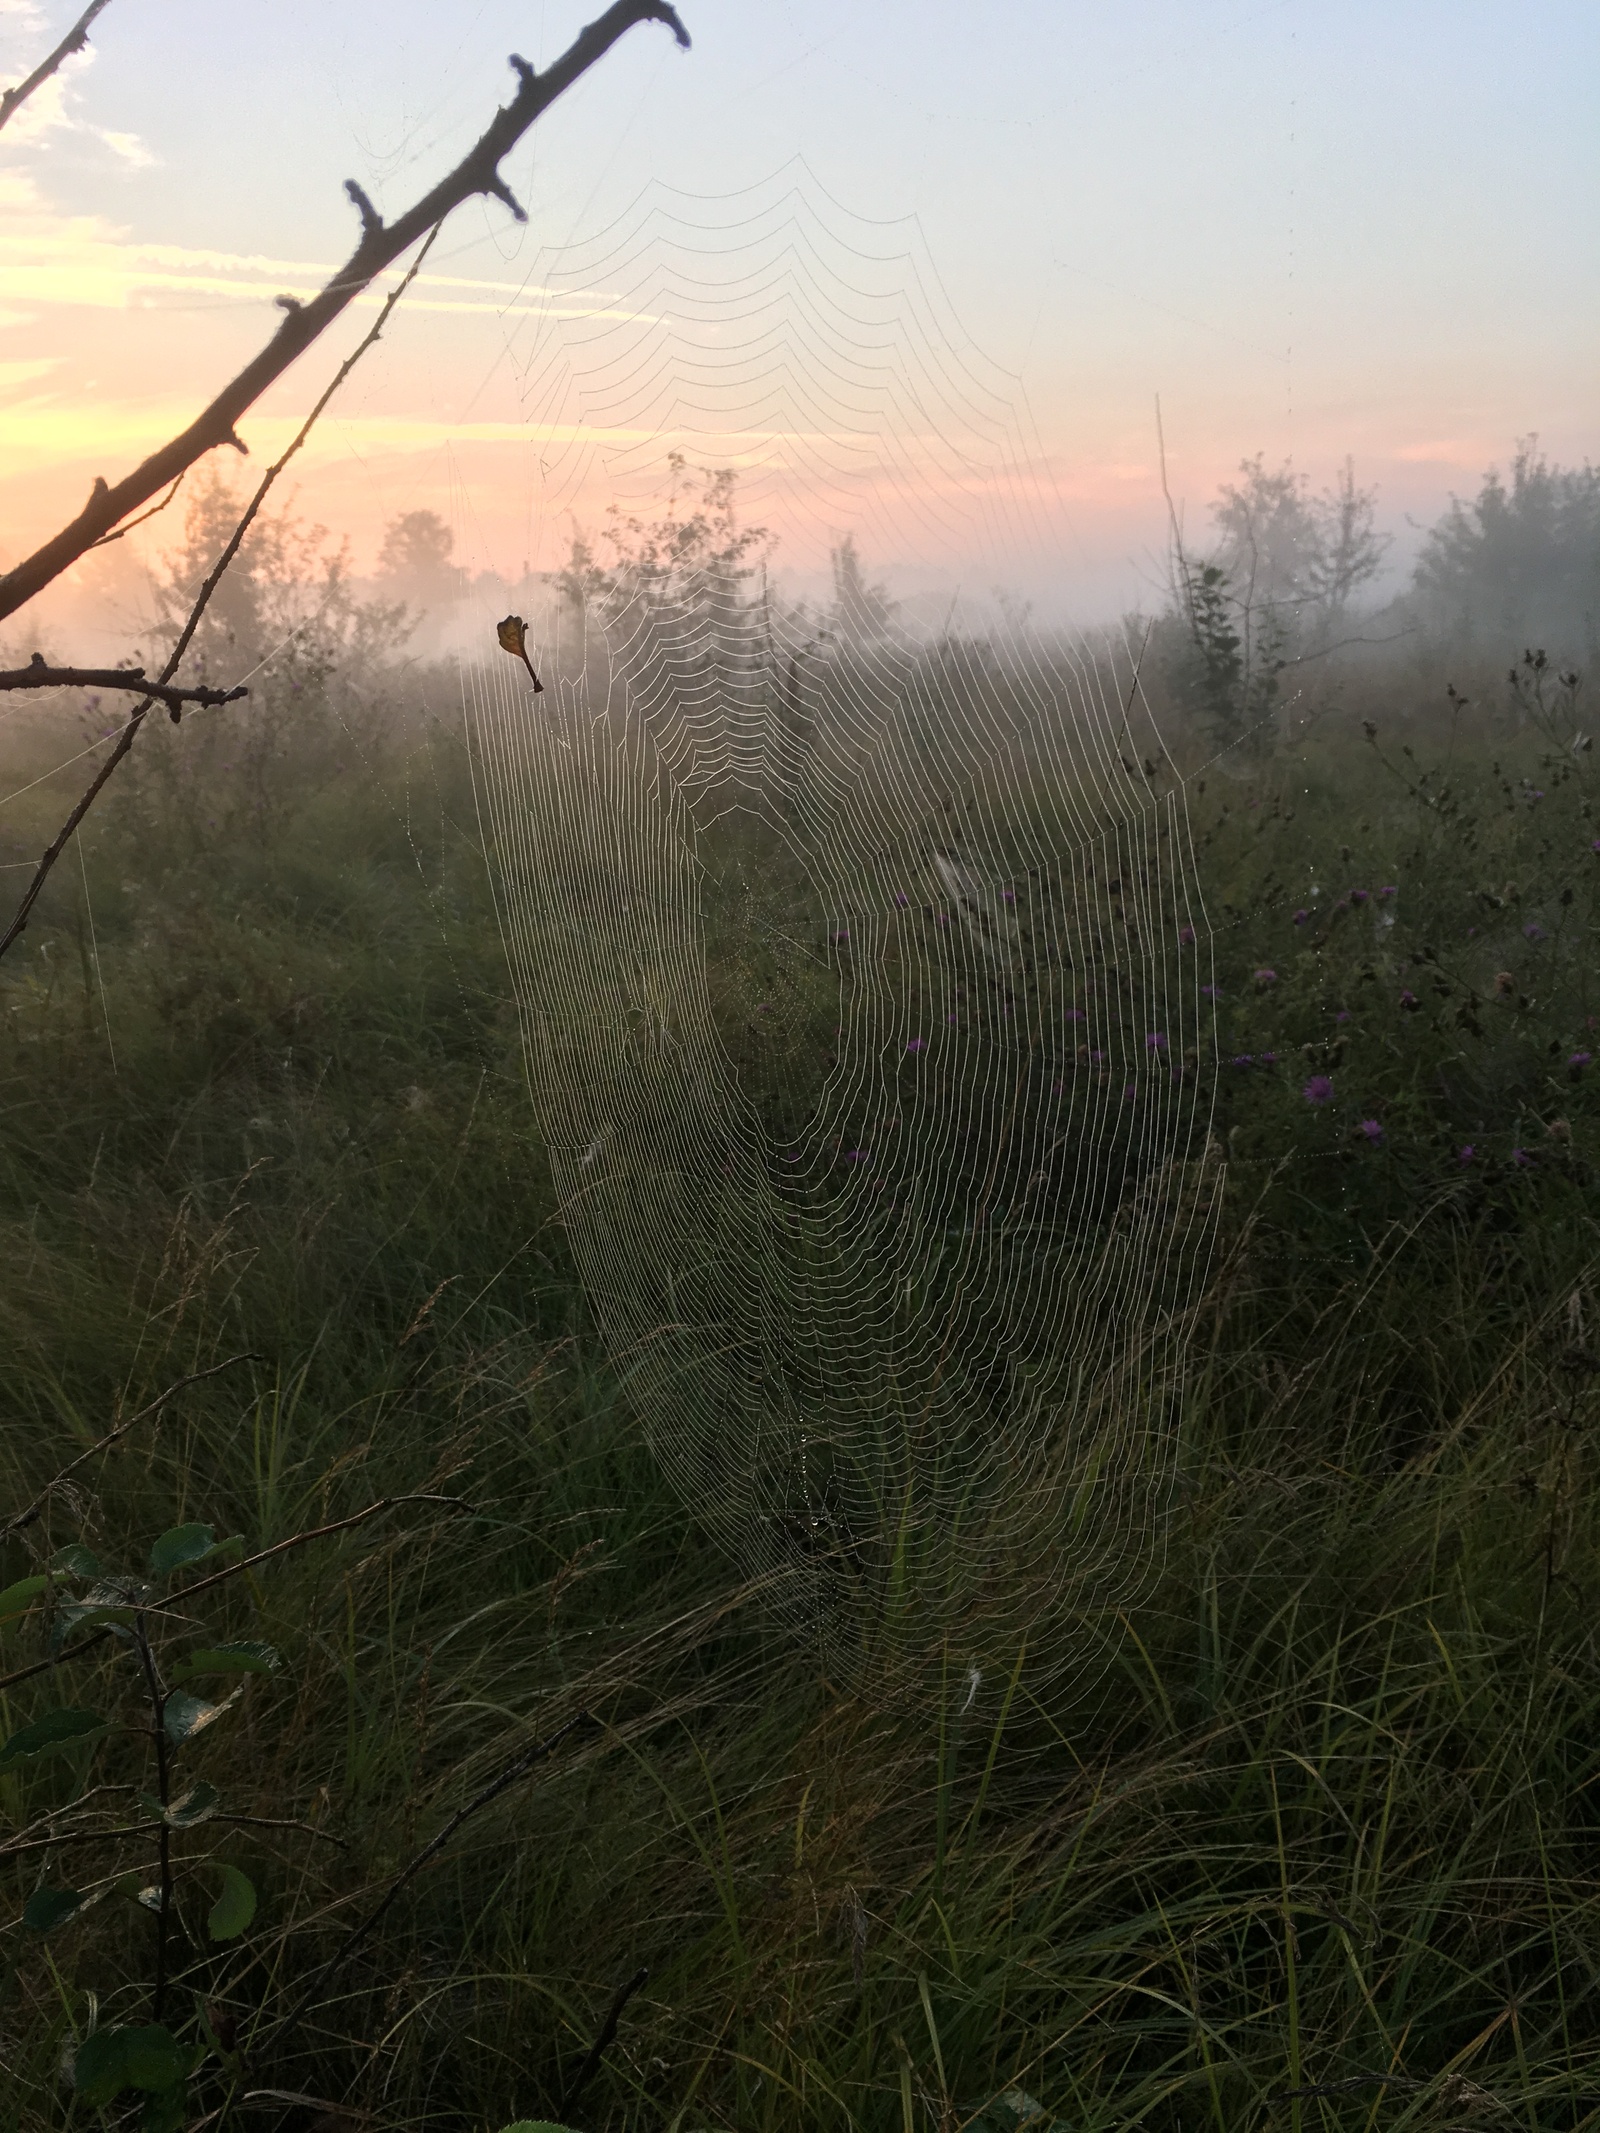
[1254, 967, 1278, 987]
[1303, 1075, 1335, 1106]
[1202, 984, 1222, 999]
[1259, 1051, 1279, 1064]
[1524, 922, 1546, 941]
[1179, 924, 1197, 946]
[1002, 888, 1016, 904]
[1145, 1031, 1168, 1051]
[1569, 1050, 1592, 1069]
[1592, 839, 1600, 854]
[831, 929, 850, 945]
[1458, 1144, 1475, 1166]
[1358, 1118, 1383, 1143]
[1231, 1053, 1255, 1068]
[946, 1012, 958, 1024]
[1124, 1083, 1137, 1099]
[905, 1037, 926, 1054]
[1335, 1009, 1352, 1024]
[1512, 1146, 1534, 1168]
[893, 890, 909, 907]
[1064, 1007, 1086, 1022]
[1090, 1049, 1106, 1065]
[1379, 885, 1398, 898]
[1399, 990, 1419, 1011]
[1293, 908, 1310, 925]
[1351, 888, 1369, 904]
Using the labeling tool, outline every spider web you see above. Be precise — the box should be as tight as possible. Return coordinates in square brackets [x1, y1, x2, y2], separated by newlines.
[460, 168, 1219, 1691]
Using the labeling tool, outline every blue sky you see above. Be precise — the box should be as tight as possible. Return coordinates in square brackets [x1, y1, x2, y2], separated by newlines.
[2, 0, 1597, 618]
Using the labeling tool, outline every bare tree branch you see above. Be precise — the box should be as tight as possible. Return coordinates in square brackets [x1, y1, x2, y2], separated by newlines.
[0, 0, 691, 623]
[0, 0, 112, 134]
[0, 658, 247, 714]
[0, 224, 441, 963]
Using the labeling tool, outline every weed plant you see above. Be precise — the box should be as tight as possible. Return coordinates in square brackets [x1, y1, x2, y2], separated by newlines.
[0, 642, 1597, 2132]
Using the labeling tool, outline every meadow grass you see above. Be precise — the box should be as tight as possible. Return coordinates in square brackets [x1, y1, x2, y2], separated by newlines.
[0, 663, 1597, 2131]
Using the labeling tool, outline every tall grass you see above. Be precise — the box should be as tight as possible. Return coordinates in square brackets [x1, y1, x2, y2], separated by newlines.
[0, 651, 1596, 2131]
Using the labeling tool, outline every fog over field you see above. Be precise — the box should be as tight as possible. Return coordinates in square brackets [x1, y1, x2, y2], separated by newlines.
[1, 7, 1598, 2130]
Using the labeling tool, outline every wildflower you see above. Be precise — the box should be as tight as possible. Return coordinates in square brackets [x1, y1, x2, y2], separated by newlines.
[1399, 990, 1419, 1011]
[905, 1037, 926, 1054]
[1303, 1075, 1335, 1105]
[1231, 1053, 1255, 1068]
[946, 1012, 958, 1024]
[1002, 888, 1016, 904]
[1124, 1083, 1137, 1099]
[1379, 885, 1398, 898]
[1335, 1009, 1352, 1024]
[1202, 984, 1222, 999]
[1357, 1118, 1383, 1143]
[1064, 1007, 1086, 1022]
[1254, 967, 1278, 987]
[1458, 1144, 1475, 1165]
[1259, 1050, 1279, 1064]
[1351, 888, 1370, 904]
[1293, 908, 1310, 925]
[1494, 971, 1516, 996]
[1592, 839, 1600, 854]
[1570, 1051, 1592, 1070]
[831, 929, 850, 945]
[1523, 921, 1546, 941]
[1529, 789, 1545, 801]
[1179, 924, 1196, 946]
[893, 890, 909, 907]
[1512, 1147, 1534, 1168]
[1145, 1032, 1167, 1052]
[1090, 1049, 1106, 1065]
[845, 1148, 870, 1162]
[1548, 1117, 1572, 1141]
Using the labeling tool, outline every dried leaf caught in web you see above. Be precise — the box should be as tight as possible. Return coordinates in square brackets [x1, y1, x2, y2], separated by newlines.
[496, 614, 544, 694]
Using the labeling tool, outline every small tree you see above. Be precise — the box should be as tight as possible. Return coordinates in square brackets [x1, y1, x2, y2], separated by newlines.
[1414, 438, 1600, 659]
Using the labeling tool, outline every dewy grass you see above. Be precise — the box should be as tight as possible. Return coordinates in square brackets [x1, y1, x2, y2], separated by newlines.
[0, 660, 1597, 2130]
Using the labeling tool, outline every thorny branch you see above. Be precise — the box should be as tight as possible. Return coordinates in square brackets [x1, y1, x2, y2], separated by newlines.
[0, 658, 248, 715]
[0, 0, 691, 622]
[0, 0, 112, 134]
[0, 225, 441, 965]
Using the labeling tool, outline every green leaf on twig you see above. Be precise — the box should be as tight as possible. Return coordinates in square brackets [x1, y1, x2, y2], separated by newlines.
[49, 1544, 100, 1579]
[0, 1574, 46, 1624]
[172, 1640, 279, 1680]
[163, 1689, 237, 1745]
[149, 1522, 219, 1576]
[23, 1886, 89, 1932]
[73, 2023, 189, 2102]
[0, 1707, 106, 1765]
[141, 1779, 221, 1827]
[208, 1863, 256, 1941]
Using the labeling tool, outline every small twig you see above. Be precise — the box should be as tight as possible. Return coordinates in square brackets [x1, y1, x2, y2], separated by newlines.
[0, 1491, 468, 1695]
[0, 0, 112, 133]
[4, 1352, 263, 1541]
[0, 660, 247, 713]
[175, 1492, 473, 1609]
[86, 471, 185, 550]
[0, 1813, 347, 1858]
[1271, 2075, 1421, 2101]
[276, 1711, 590, 2038]
[562, 1964, 651, 2114]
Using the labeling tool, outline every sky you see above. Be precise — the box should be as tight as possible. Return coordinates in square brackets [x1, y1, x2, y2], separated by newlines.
[1, 0, 1597, 634]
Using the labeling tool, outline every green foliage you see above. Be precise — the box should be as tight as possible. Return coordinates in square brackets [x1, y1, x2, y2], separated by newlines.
[1, 630, 1598, 2129]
